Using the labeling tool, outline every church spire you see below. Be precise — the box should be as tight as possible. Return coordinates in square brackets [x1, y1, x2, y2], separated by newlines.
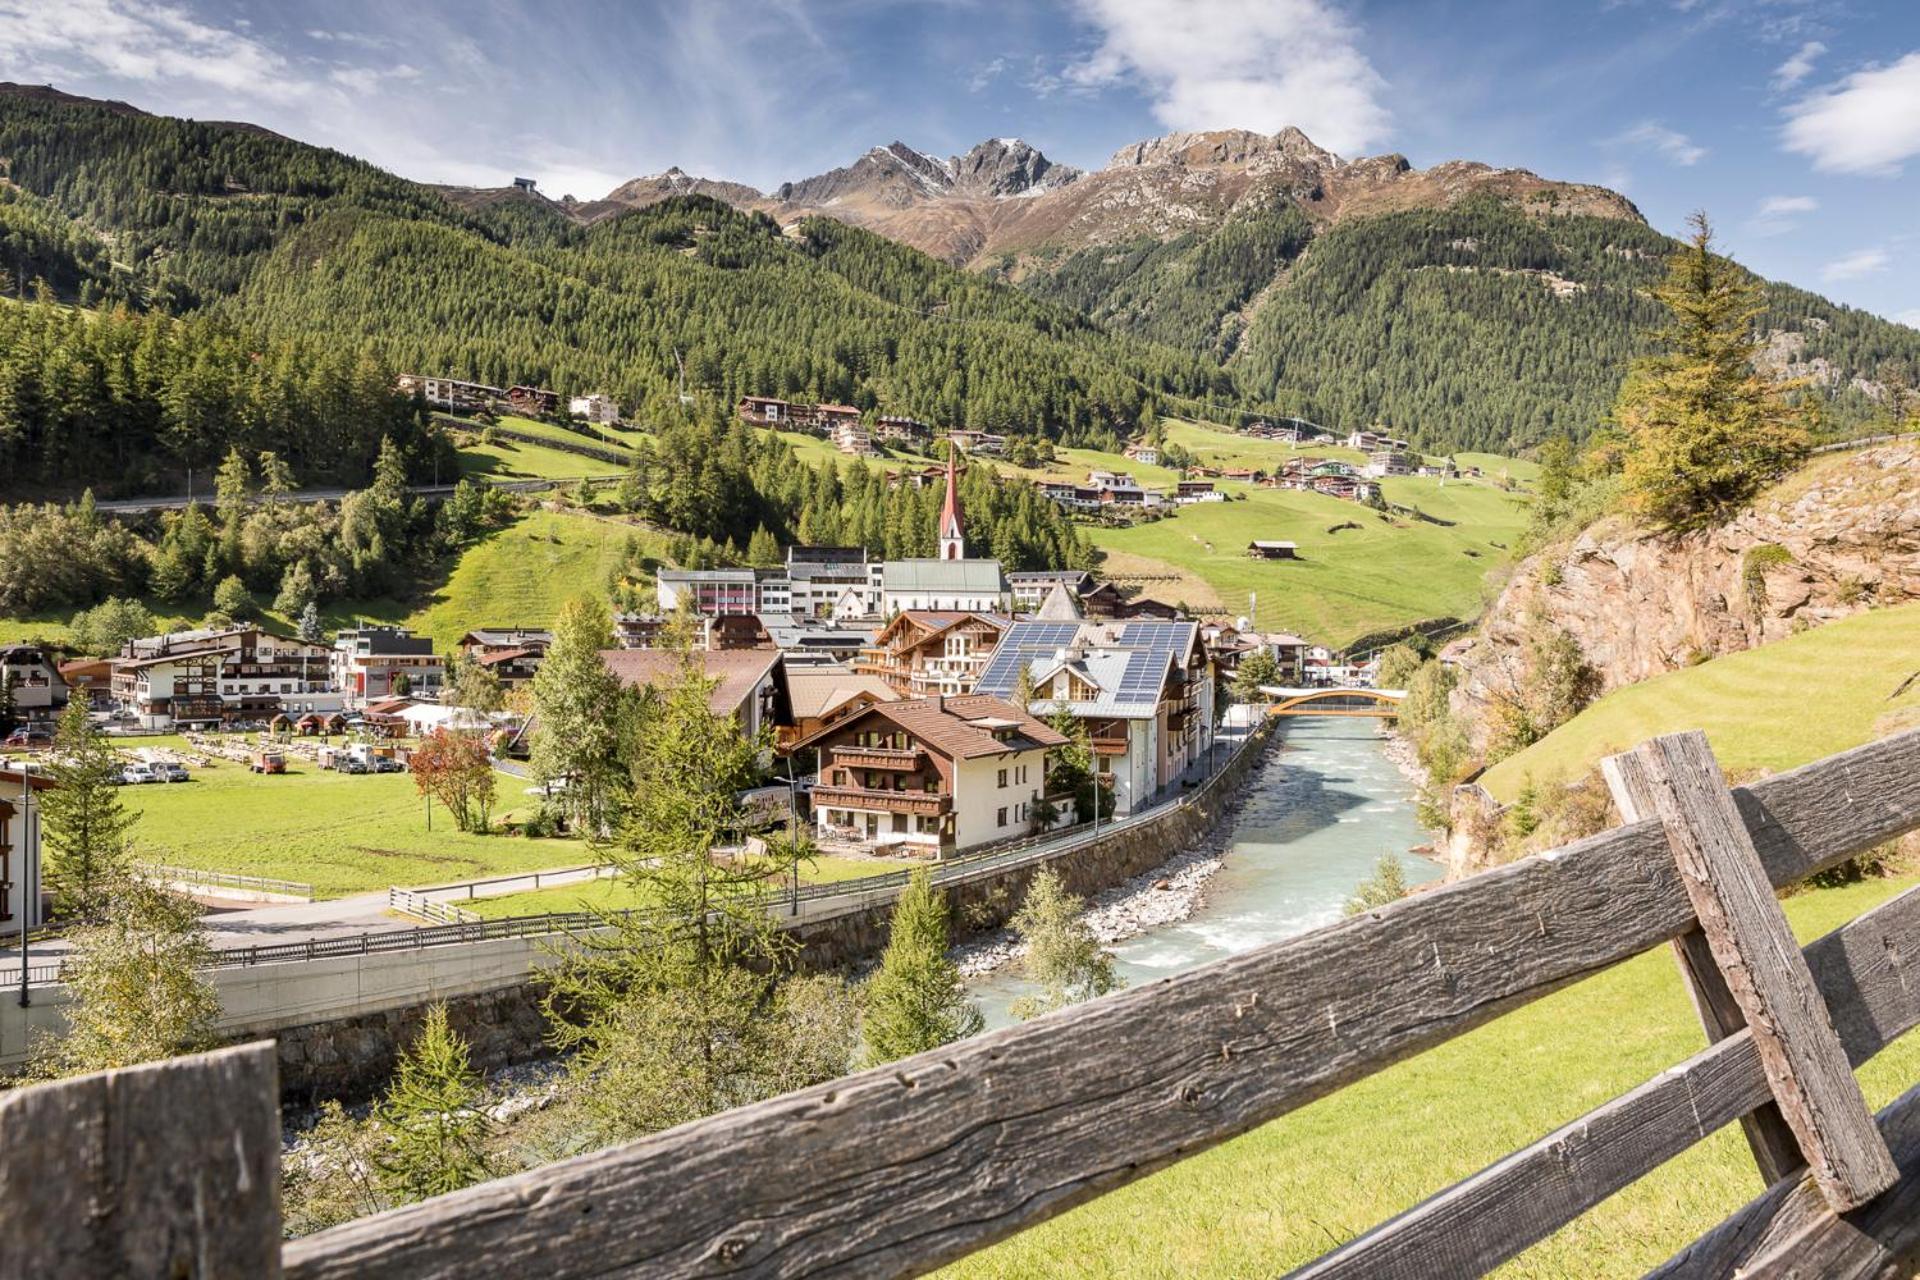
[938, 437, 965, 560]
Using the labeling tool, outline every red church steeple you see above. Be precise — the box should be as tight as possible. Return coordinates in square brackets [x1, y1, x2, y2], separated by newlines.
[938, 438, 965, 560]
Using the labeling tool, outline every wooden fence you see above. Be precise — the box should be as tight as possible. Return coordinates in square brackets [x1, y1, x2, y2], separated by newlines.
[4, 727, 1919, 1278]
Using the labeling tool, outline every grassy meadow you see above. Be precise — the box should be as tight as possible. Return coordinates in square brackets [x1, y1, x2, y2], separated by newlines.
[1481, 602, 1920, 801]
[942, 871, 1920, 1279]
[461, 851, 921, 918]
[1086, 479, 1529, 645]
[118, 753, 590, 896]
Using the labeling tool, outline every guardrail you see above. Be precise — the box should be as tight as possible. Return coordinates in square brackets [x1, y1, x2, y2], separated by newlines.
[383, 887, 482, 927]
[136, 864, 316, 901]
[11, 726, 1918, 1278]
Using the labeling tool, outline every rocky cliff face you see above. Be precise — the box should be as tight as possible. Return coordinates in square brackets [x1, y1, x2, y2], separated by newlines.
[1444, 442, 1920, 753]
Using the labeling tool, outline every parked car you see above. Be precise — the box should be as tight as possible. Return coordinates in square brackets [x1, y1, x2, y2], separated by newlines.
[372, 756, 406, 774]
[3, 726, 53, 749]
[155, 762, 191, 783]
[119, 763, 161, 785]
[249, 751, 286, 775]
[335, 756, 369, 775]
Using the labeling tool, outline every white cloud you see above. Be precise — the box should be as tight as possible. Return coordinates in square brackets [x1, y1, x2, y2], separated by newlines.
[1783, 52, 1920, 175]
[968, 56, 1008, 93]
[1770, 40, 1825, 91]
[1822, 247, 1890, 281]
[0, 0, 307, 101]
[1612, 120, 1706, 166]
[1062, 0, 1391, 157]
[1747, 193, 1817, 236]
[1895, 308, 1920, 329]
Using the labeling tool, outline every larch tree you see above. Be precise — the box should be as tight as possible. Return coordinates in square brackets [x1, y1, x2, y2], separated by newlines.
[528, 595, 628, 837]
[542, 639, 857, 1145]
[40, 699, 134, 917]
[861, 868, 982, 1065]
[1613, 213, 1812, 531]
[1008, 866, 1121, 1021]
[373, 1003, 498, 1203]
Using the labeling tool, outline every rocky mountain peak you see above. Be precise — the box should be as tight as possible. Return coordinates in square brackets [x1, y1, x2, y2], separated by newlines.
[950, 137, 1083, 198]
[1105, 127, 1339, 171]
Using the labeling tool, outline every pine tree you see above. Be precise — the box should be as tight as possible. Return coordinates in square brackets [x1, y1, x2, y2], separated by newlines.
[213, 573, 253, 620]
[1231, 648, 1280, 701]
[745, 524, 780, 568]
[1009, 866, 1121, 1020]
[373, 1004, 497, 1203]
[1343, 853, 1410, 916]
[298, 599, 325, 644]
[40, 700, 133, 917]
[1613, 213, 1812, 530]
[528, 595, 628, 836]
[861, 868, 982, 1065]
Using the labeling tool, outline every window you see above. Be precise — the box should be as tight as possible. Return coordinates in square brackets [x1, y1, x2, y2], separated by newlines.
[996, 806, 1008, 827]
[997, 768, 1008, 788]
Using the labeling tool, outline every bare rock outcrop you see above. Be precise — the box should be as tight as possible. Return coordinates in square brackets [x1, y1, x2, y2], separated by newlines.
[1445, 442, 1920, 753]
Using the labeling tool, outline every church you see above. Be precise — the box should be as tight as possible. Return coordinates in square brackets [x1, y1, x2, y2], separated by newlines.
[878, 442, 1012, 615]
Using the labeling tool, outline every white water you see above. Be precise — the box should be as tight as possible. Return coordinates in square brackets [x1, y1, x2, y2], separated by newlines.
[968, 718, 1441, 1027]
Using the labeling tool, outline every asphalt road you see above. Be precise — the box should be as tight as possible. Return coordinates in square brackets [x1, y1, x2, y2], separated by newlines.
[89, 475, 595, 514]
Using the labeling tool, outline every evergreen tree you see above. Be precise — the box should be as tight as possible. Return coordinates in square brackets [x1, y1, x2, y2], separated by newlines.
[861, 868, 982, 1066]
[1343, 853, 1410, 916]
[1613, 214, 1812, 530]
[40, 700, 133, 917]
[1231, 648, 1280, 701]
[1008, 866, 1121, 1020]
[0, 671, 15, 735]
[298, 600, 324, 644]
[528, 595, 627, 836]
[212, 573, 253, 620]
[373, 1004, 498, 1203]
[31, 879, 218, 1075]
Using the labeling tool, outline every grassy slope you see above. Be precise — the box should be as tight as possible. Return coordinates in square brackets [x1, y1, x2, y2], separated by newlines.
[456, 437, 628, 480]
[121, 756, 589, 896]
[0, 508, 656, 652]
[1088, 479, 1529, 644]
[1482, 602, 1920, 802]
[943, 871, 1920, 1279]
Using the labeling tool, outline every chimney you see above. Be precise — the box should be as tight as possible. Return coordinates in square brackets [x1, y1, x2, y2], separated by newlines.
[931, 693, 944, 714]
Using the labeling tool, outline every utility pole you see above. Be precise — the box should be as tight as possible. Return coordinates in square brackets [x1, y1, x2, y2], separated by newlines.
[17, 764, 31, 1007]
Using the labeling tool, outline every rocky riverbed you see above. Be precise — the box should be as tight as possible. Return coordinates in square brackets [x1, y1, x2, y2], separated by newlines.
[954, 739, 1273, 978]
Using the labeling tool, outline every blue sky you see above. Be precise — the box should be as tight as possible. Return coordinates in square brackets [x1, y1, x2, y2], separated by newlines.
[1, 0, 1915, 323]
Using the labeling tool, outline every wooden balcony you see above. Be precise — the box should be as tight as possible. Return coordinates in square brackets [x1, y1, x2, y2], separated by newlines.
[831, 745, 926, 770]
[1089, 732, 1130, 757]
[811, 785, 949, 817]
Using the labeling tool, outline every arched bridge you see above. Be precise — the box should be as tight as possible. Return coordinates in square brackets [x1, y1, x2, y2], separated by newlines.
[1258, 686, 1406, 718]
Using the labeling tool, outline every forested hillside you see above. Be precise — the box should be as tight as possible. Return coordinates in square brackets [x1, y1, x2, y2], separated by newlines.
[1027, 196, 1920, 455]
[0, 87, 1231, 461]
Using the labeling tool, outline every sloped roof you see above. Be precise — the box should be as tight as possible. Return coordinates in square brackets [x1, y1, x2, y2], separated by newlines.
[881, 559, 1007, 594]
[600, 648, 784, 719]
[792, 693, 1065, 759]
[1034, 583, 1084, 621]
[786, 669, 899, 721]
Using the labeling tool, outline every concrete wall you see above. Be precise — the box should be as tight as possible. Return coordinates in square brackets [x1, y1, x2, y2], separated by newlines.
[3, 718, 1276, 1101]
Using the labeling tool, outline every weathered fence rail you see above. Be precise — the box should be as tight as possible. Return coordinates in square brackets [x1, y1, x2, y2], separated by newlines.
[4, 726, 1918, 1279]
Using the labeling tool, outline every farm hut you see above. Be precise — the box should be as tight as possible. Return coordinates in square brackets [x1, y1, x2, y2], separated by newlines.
[1247, 541, 1300, 560]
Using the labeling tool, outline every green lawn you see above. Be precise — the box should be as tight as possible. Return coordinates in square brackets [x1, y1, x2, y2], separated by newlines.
[121, 756, 589, 897]
[456, 437, 628, 481]
[462, 852, 922, 918]
[1086, 480, 1530, 646]
[942, 871, 1920, 1278]
[1160, 418, 1375, 472]
[1482, 602, 1920, 801]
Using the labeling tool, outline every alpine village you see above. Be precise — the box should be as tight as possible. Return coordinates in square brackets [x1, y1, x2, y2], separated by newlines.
[0, 6, 1918, 1278]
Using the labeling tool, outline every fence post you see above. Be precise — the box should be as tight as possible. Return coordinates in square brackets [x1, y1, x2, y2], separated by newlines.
[1601, 750, 1804, 1185]
[1602, 731, 1898, 1210]
[0, 1041, 282, 1278]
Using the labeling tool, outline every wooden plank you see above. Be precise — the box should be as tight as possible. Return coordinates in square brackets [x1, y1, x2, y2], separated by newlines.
[1649, 1081, 1920, 1280]
[1617, 732, 1896, 1210]
[284, 728, 1920, 1280]
[0, 1041, 282, 1279]
[1602, 748, 1804, 1185]
[1287, 885, 1920, 1280]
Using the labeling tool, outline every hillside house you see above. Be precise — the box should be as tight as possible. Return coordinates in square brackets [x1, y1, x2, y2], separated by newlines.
[56, 658, 113, 710]
[794, 693, 1068, 855]
[974, 620, 1215, 817]
[460, 628, 553, 690]
[1008, 569, 1097, 611]
[1115, 597, 1182, 620]
[1221, 467, 1262, 483]
[0, 764, 55, 928]
[0, 646, 67, 721]
[1123, 443, 1160, 466]
[832, 419, 876, 456]
[875, 415, 931, 447]
[738, 395, 794, 426]
[112, 628, 331, 725]
[396, 375, 506, 413]
[1079, 581, 1127, 618]
[568, 393, 619, 425]
[601, 648, 791, 746]
[1247, 540, 1299, 560]
[506, 386, 559, 416]
[856, 611, 1008, 697]
[1366, 449, 1416, 478]
[946, 429, 1006, 455]
[612, 613, 668, 650]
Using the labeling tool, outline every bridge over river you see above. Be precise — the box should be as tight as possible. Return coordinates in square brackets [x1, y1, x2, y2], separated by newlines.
[1258, 686, 1406, 717]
